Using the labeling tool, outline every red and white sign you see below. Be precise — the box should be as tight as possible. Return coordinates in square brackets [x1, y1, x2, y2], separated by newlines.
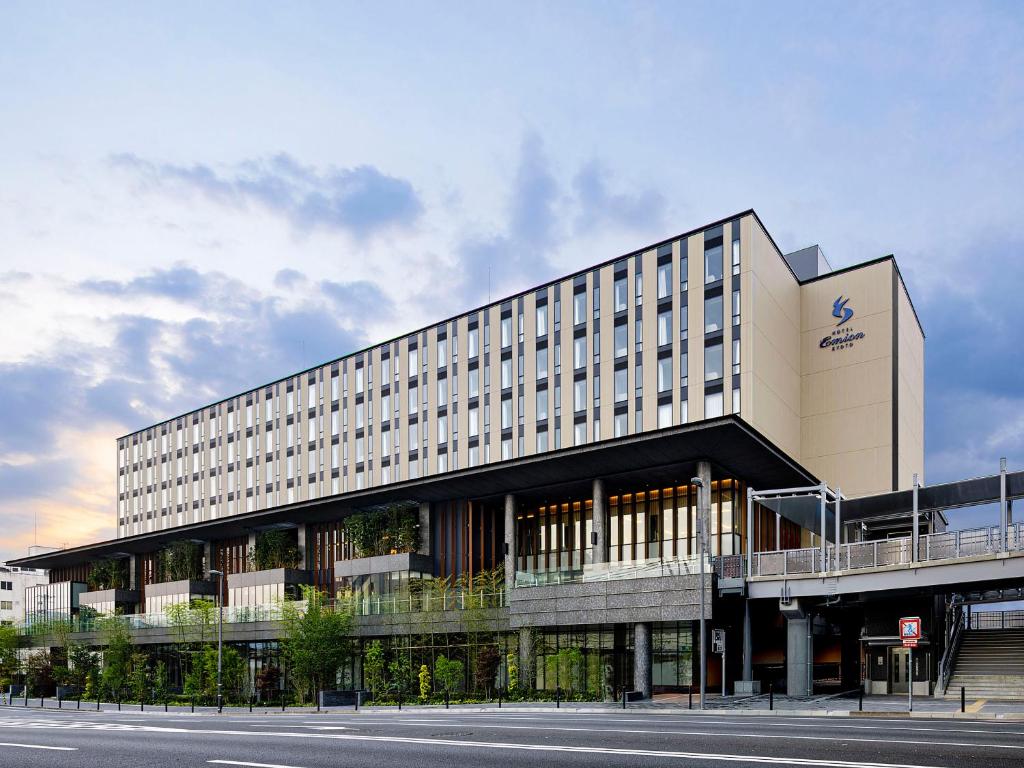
[900, 617, 922, 647]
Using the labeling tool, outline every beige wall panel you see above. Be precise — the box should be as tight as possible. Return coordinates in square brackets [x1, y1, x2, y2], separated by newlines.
[897, 279, 925, 487]
[801, 402, 893, 460]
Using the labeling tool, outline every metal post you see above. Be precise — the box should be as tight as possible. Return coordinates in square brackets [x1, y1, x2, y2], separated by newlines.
[775, 512, 781, 551]
[908, 647, 914, 712]
[769, 682, 774, 710]
[216, 570, 224, 713]
[835, 488, 842, 568]
[961, 686, 965, 713]
[622, 689, 627, 709]
[742, 598, 752, 683]
[695, 464, 710, 711]
[746, 486, 754, 577]
[819, 483, 828, 574]
[556, 686, 561, 708]
[688, 689, 692, 709]
[858, 685, 863, 711]
[721, 641, 726, 698]
[911, 474, 919, 563]
[1000, 458, 1008, 552]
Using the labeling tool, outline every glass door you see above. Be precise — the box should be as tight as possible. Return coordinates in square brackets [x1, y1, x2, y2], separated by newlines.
[890, 647, 910, 693]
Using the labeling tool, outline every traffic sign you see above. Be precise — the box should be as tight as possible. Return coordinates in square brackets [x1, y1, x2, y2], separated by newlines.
[899, 616, 921, 647]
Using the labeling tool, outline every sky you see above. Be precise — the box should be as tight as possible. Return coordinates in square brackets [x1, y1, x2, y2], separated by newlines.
[0, 1, 1022, 561]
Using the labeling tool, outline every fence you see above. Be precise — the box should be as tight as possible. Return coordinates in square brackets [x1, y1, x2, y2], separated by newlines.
[970, 610, 1024, 630]
[515, 554, 707, 587]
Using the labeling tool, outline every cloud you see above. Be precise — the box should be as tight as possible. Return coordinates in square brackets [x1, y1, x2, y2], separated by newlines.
[109, 152, 424, 238]
[573, 160, 667, 233]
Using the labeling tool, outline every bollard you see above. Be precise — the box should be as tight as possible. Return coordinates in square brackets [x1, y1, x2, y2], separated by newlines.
[689, 689, 693, 710]
[354, 691, 359, 712]
[282, 693, 286, 712]
[398, 689, 402, 711]
[96, 696, 100, 711]
[622, 689, 627, 709]
[40, 696, 44, 709]
[961, 686, 965, 713]
[858, 686, 863, 712]
[498, 689, 502, 709]
[58, 694, 62, 709]
[769, 682, 774, 711]
[141, 698, 144, 712]
[77, 697, 81, 710]
[165, 700, 168, 713]
[117, 696, 121, 711]
[556, 687, 560, 708]
[249, 696, 253, 713]
[445, 691, 450, 710]
[191, 696, 195, 714]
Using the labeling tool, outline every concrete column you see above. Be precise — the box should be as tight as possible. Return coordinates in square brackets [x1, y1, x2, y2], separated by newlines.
[504, 494, 516, 592]
[592, 478, 607, 565]
[633, 622, 652, 699]
[128, 555, 138, 591]
[911, 474, 919, 563]
[697, 460, 711, 708]
[786, 614, 810, 696]
[295, 525, 307, 569]
[203, 541, 214, 575]
[417, 502, 431, 556]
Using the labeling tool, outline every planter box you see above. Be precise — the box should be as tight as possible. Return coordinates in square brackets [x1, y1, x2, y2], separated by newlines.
[319, 689, 364, 707]
[334, 552, 433, 579]
[146, 579, 217, 598]
[80, 588, 140, 613]
[227, 568, 311, 589]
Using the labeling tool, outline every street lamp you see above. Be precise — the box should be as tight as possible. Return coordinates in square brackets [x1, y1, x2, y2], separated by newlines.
[209, 569, 224, 713]
[691, 475, 707, 711]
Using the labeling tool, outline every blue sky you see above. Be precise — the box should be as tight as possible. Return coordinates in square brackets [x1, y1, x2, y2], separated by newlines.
[0, 2, 1022, 558]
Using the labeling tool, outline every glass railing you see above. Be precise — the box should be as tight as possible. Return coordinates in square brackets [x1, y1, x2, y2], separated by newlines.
[515, 555, 707, 587]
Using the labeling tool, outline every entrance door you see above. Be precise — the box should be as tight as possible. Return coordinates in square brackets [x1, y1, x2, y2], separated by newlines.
[890, 648, 910, 693]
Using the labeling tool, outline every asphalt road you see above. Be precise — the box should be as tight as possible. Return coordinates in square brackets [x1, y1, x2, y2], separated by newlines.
[0, 706, 1021, 768]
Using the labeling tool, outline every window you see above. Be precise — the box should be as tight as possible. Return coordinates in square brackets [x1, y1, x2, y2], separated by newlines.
[536, 389, 548, 421]
[573, 379, 586, 412]
[704, 294, 723, 334]
[657, 310, 672, 347]
[614, 277, 627, 312]
[635, 317, 643, 351]
[436, 454, 447, 474]
[732, 387, 741, 415]
[468, 327, 479, 358]
[501, 438, 512, 460]
[355, 402, 364, 429]
[381, 394, 390, 421]
[705, 343, 723, 382]
[536, 430, 549, 452]
[680, 401, 688, 423]
[438, 338, 447, 368]
[381, 431, 390, 455]
[469, 407, 479, 437]
[658, 402, 672, 428]
[657, 262, 672, 299]
[536, 304, 548, 337]
[573, 292, 586, 325]
[733, 338, 741, 375]
[468, 368, 479, 398]
[356, 435, 366, 462]
[614, 412, 627, 437]
[680, 256, 688, 291]
[468, 444, 479, 467]
[574, 421, 586, 446]
[408, 423, 418, 452]
[635, 363, 643, 395]
[500, 358, 512, 389]
[438, 414, 447, 444]
[635, 272, 643, 303]
[437, 378, 447, 404]
[408, 385, 418, 414]
[705, 242, 723, 284]
[536, 347, 548, 379]
[732, 289, 741, 325]
[705, 392, 724, 417]
[732, 236, 741, 275]
[381, 357, 391, 382]
[658, 357, 672, 393]
[501, 398, 512, 430]
[573, 336, 586, 370]
[614, 324, 627, 358]
[501, 317, 512, 348]
[614, 368, 627, 403]
[408, 348, 418, 374]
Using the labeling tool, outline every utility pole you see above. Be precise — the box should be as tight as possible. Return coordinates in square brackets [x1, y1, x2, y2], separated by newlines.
[209, 569, 225, 713]
[692, 473, 708, 710]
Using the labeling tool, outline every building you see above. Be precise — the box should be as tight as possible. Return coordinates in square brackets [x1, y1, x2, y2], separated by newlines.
[0, 564, 48, 626]
[22, 208, 1018, 702]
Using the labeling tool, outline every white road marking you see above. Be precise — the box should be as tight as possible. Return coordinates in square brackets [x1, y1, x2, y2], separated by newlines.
[0, 742, 77, 751]
[209, 761, 307, 768]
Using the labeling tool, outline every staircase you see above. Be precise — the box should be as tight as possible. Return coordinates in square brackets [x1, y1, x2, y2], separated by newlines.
[946, 628, 1024, 699]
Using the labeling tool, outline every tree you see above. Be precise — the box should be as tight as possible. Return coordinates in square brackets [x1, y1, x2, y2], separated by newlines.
[280, 586, 354, 704]
[0, 625, 20, 689]
[473, 645, 500, 698]
[363, 640, 386, 699]
[506, 652, 518, 694]
[250, 530, 301, 571]
[66, 642, 98, 693]
[418, 664, 431, 701]
[24, 650, 54, 697]
[129, 652, 150, 702]
[153, 661, 169, 704]
[434, 655, 463, 698]
[388, 647, 411, 699]
[97, 615, 132, 700]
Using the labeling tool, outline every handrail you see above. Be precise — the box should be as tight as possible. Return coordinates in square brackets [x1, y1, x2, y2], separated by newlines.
[938, 605, 965, 695]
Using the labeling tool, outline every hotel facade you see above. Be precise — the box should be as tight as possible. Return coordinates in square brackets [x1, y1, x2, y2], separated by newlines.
[17, 210, 940, 699]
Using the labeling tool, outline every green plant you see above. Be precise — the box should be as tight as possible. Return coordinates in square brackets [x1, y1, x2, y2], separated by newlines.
[159, 541, 204, 582]
[24, 650, 54, 697]
[87, 558, 129, 591]
[0, 625, 20, 687]
[153, 661, 169, 703]
[343, 505, 420, 557]
[473, 645, 500, 697]
[280, 585, 354, 704]
[97, 615, 132, 699]
[546, 647, 584, 693]
[129, 652, 150, 702]
[434, 655, 463, 696]
[250, 530, 302, 571]
[418, 664, 431, 701]
[506, 652, 518, 693]
[388, 649, 411, 697]
[364, 640, 386, 698]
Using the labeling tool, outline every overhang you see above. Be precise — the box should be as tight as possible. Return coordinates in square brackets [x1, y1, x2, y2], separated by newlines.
[11, 415, 815, 570]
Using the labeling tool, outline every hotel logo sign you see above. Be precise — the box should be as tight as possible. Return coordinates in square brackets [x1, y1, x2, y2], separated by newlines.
[820, 295, 866, 352]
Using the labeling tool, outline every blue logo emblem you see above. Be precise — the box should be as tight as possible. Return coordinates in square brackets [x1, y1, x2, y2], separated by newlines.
[832, 296, 853, 327]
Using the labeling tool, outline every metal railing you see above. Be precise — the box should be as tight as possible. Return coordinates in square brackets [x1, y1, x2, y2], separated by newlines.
[515, 554, 707, 587]
[939, 605, 965, 694]
[970, 609, 1024, 630]
[738, 523, 1024, 579]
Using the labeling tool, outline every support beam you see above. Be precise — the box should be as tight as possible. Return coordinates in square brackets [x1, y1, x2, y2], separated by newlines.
[745, 486, 754, 576]
[835, 488, 843, 548]
[697, 460, 711, 709]
[1000, 458, 1008, 552]
[819, 482, 827, 574]
[295, 525, 307, 569]
[911, 474, 919, 563]
[417, 502, 431, 557]
[504, 494, 516, 592]
[743, 599, 752, 681]
[633, 622, 652, 699]
[592, 478, 607, 565]
[775, 512, 781, 550]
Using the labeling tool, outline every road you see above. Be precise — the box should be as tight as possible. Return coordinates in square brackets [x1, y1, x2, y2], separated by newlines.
[0, 705, 1021, 768]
